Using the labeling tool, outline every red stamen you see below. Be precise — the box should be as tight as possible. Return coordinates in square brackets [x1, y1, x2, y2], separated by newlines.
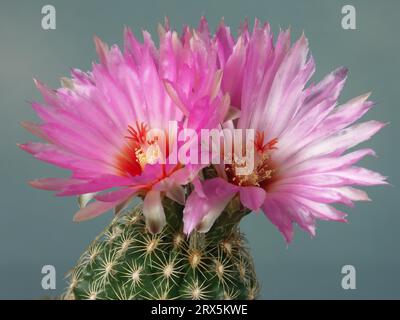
[126, 121, 148, 145]
[255, 131, 278, 153]
[117, 121, 172, 179]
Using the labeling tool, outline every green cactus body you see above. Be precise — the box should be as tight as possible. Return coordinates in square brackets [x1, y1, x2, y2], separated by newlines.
[64, 198, 259, 300]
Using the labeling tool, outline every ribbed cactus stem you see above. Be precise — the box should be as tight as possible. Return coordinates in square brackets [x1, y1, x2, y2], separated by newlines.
[64, 198, 259, 300]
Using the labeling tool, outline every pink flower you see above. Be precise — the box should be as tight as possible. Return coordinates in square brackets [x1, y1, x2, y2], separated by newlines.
[160, 17, 230, 131]
[19, 25, 226, 234]
[183, 19, 387, 242]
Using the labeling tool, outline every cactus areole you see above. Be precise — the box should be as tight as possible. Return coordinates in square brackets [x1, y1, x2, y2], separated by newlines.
[19, 17, 386, 300]
[64, 198, 259, 300]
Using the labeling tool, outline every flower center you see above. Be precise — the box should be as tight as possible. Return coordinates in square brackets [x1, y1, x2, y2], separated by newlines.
[115, 121, 166, 177]
[225, 131, 278, 188]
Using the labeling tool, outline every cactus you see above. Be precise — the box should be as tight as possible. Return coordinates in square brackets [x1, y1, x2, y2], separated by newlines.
[64, 198, 259, 300]
[19, 17, 384, 302]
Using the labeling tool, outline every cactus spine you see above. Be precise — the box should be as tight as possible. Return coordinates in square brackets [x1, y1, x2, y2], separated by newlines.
[64, 198, 259, 300]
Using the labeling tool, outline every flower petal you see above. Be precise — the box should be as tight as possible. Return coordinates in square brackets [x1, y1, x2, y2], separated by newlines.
[239, 186, 266, 211]
[165, 185, 185, 205]
[183, 178, 238, 234]
[73, 192, 131, 222]
[261, 197, 294, 243]
[282, 121, 386, 170]
[78, 192, 98, 208]
[143, 190, 166, 234]
[28, 178, 82, 191]
[95, 187, 138, 202]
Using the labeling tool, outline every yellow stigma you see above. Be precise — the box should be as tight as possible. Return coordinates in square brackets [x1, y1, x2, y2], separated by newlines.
[225, 131, 278, 188]
[126, 121, 165, 170]
[135, 148, 147, 169]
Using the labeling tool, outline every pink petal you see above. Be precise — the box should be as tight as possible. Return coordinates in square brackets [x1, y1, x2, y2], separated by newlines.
[238, 23, 275, 129]
[73, 191, 131, 222]
[183, 189, 210, 235]
[285, 148, 376, 177]
[278, 94, 374, 165]
[94, 36, 109, 67]
[143, 190, 166, 234]
[28, 178, 82, 191]
[95, 187, 138, 202]
[327, 166, 388, 186]
[183, 178, 238, 234]
[197, 16, 210, 42]
[215, 19, 234, 67]
[283, 120, 386, 170]
[275, 167, 387, 188]
[335, 186, 371, 202]
[221, 36, 246, 106]
[299, 67, 348, 118]
[19, 121, 48, 141]
[239, 186, 266, 211]
[165, 185, 185, 205]
[57, 175, 133, 196]
[261, 197, 294, 243]
[289, 195, 347, 222]
[255, 33, 312, 138]
[191, 176, 206, 198]
[275, 185, 354, 206]
[322, 93, 374, 134]
[18, 142, 111, 177]
[33, 78, 59, 106]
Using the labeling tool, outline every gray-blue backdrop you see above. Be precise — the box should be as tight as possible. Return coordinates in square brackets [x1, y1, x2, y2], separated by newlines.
[1, 0, 399, 299]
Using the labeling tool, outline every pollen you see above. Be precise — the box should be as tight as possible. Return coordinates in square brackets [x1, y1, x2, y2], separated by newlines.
[225, 130, 277, 188]
[134, 148, 147, 169]
[124, 121, 165, 170]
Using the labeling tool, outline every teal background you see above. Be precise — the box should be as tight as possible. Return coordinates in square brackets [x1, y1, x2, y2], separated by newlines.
[1, 0, 399, 299]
